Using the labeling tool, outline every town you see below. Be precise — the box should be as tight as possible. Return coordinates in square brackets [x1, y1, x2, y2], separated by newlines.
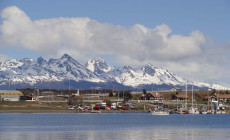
[0, 88, 230, 115]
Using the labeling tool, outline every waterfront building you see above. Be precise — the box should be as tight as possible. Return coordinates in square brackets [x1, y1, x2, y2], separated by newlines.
[217, 94, 230, 102]
[140, 92, 163, 101]
[0, 90, 24, 101]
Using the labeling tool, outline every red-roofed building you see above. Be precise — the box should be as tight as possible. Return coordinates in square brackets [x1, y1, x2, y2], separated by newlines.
[217, 94, 230, 102]
[172, 94, 189, 101]
[140, 92, 163, 101]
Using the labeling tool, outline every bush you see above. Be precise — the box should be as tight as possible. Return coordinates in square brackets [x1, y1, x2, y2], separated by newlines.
[104, 98, 112, 106]
[68, 97, 83, 105]
[109, 91, 113, 97]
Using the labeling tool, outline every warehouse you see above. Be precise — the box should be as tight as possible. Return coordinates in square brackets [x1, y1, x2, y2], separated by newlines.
[0, 90, 24, 101]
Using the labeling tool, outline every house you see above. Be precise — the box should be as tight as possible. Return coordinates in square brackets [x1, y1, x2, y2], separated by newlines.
[0, 90, 24, 101]
[217, 94, 230, 102]
[140, 92, 163, 101]
[171, 87, 182, 92]
[172, 94, 189, 101]
[203, 95, 218, 102]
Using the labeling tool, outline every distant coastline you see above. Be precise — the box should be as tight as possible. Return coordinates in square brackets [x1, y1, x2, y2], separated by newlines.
[0, 110, 149, 113]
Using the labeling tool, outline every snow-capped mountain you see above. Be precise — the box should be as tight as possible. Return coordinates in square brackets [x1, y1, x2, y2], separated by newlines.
[0, 54, 228, 90]
[193, 81, 229, 90]
[104, 64, 187, 87]
[0, 54, 103, 87]
[85, 57, 112, 74]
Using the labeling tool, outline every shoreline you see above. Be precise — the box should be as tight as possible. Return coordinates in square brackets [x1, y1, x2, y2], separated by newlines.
[0, 110, 150, 113]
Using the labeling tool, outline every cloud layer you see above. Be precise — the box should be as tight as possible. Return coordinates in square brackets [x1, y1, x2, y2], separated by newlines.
[0, 6, 229, 86]
[0, 6, 205, 60]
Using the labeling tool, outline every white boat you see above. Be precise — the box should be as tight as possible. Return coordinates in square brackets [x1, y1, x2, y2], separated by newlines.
[151, 111, 169, 115]
[90, 110, 101, 113]
[189, 108, 200, 114]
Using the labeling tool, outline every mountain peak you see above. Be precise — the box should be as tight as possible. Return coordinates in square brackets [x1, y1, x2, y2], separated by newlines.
[146, 63, 152, 67]
[37, 57, 46, 65]
[143, 64, 155, 76]
[61, 54, 73, 60]
[95, 57, 105, 63]
[85, 57, 111, 73]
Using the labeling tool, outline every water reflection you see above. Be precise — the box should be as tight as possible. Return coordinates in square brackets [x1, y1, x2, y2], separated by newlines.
[1, 129, 230, 140]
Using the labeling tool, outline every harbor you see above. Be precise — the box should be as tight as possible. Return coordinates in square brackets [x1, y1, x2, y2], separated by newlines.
[1, 88, 230, 115]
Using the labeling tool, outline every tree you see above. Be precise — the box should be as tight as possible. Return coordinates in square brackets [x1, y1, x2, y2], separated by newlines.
[69, 97, 83, 105]
[109, 91, 113, 97]
[211, 89, 216, 95]
[143, 89, 147, 95]
[104, 98, 111, 106]
[124, 91, 133, 102]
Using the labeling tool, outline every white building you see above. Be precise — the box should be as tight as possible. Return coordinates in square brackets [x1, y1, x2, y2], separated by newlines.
[0, 90, 23, 101]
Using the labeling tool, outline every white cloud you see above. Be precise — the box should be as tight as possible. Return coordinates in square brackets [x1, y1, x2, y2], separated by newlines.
[0, 6, 205, 61]
[0, 6, 229, 87]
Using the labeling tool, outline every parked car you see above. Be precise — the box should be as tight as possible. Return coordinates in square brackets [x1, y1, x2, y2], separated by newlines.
[98, 102, 107, 110]
[106, 106, 111, 110]
[93, 104, 100, 110]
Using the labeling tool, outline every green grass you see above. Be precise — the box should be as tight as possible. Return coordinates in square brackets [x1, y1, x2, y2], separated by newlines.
[0, 101, 68, 111]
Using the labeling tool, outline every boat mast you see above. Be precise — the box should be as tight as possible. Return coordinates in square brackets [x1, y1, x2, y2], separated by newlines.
[185, 75, 187, 110]
[192, 84, 194, 109]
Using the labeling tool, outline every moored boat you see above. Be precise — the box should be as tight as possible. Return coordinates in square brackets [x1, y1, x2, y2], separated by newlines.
[151, 111, 169, 115]
[90, 110, 101, 113]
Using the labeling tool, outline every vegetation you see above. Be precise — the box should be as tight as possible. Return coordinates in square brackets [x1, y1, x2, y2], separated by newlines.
[143, 89, 147, 95]
[68, 97, 83, 105]
[109, 91, 113, 97]
[104, 98, 112, 106]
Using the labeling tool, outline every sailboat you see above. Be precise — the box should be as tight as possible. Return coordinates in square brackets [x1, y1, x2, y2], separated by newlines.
[189, 84, 199, 114]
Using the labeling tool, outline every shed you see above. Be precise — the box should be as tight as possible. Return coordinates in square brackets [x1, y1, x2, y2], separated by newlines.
[0, 90, 23, 101]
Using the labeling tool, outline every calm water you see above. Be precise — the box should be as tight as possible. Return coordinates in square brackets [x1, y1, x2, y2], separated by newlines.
[0, 113, 230, 140]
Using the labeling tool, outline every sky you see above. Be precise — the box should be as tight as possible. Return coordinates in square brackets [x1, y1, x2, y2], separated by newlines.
[0, 0, 230, 87]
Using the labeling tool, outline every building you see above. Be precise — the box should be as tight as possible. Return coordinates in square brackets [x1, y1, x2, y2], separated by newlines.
[0, 90, 24, 101]
[171, 87, 182, 92]
[217, 94, 230, 102]
[172, 94, 189, 101]
[140, 92, 163, 101]
[204, 94, 230, 103]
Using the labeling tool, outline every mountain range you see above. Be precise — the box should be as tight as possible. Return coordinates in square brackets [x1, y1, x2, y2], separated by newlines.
[0, 54, 228, 90]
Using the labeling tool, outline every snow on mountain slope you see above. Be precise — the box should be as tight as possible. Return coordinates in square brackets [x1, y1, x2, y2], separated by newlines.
[193, 81, 229, 90]
[47, 54, 102, 82]
[0, 54, 103, 86]
[0, 54, 228, 90]
[85, 57, 112, 74]
[106, 64, 186, 87]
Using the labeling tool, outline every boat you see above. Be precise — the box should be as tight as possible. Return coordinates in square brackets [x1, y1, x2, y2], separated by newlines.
[189, 107, 200, 114]
[189, 84, 200, 114]
[90, 110, 101, 113]
[151, 110, 169, 115]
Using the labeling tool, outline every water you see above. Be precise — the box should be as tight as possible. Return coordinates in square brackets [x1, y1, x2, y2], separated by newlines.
[0, 113, 230, 140]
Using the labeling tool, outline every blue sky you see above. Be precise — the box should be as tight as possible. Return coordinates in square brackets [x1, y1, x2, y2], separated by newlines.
[1, 0, 230, 42]
[0, 0, 230, 87]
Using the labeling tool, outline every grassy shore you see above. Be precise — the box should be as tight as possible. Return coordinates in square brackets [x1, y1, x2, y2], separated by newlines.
[0, 101, 150, 113]
[0, 101, 69, 113]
